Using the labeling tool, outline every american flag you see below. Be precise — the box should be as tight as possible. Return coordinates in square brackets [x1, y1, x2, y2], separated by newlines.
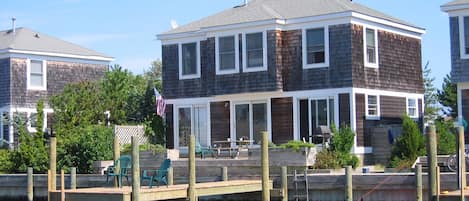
[154, 88, 166, 117]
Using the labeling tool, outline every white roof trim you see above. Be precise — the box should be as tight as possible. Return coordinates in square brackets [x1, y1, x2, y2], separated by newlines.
[0, 49, 114, 62]
[158, 11, 425, 42]
[441, 4, 469, 12]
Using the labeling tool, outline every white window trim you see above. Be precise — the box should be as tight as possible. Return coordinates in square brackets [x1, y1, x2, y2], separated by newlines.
[406, 97, 418, 118]
[242, 31, 268, 73]
[458, 16, 469, 59]
[232, 100, 271, 146]
[363, 26, 379, 68]
[365, 94, 380, 120]
[26, 59, 47, 91]
[302, 26, 329, 69]
[178, 41, 201, 80]
[174, 104, 210, 149]
[215, 34, 240, 75]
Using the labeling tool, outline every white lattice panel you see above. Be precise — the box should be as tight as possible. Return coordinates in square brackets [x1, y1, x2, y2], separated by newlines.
[114, 125, 147, 146]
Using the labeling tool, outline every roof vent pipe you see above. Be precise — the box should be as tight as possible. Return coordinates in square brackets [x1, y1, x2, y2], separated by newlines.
[11, 17, 16, 34]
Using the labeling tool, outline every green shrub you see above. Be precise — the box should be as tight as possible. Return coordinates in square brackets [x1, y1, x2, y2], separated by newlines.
[389, 115, 425, 168]
[313, 150, 340, 169]
[435, 120, 456, 155]
[0, 149, 12, 173]
[121, 143, 166, 155]
[279, 140, 314, 152]
[330, 126, 355, 154]
[313, 125, 359, 169]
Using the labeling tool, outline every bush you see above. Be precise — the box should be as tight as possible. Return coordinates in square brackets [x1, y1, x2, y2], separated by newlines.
[279, 140, 314, 152]
[121, 143, 166, 155]
[330, 126, 355, 154]
[313, 150, 340, 169]
[0, 149, 12, 173]
[435, 120, 456, 155]
[314, 125, 359, 169]
[389, 115, 425, 168]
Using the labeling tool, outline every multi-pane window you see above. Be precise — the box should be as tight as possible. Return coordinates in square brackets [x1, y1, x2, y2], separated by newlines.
[407, 98, 418, 118]
[366, 95, 379, 119]
[306, 28, 325, 64]
[235, 102, 267, 145]
[464, 16, 469, 55]
[364, 28, 378, 67]
[28, 60, 46, 90]
[217, 36, 238, 73]
[245, 32, 264, 68]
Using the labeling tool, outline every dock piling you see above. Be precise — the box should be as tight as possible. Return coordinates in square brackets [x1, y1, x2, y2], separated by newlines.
[71, 167, 76, 190]
[261, 131, 270, 201]
[131, 136, 140, 201]
[113, 130, 120, 188]
[60, 170, 65, 201]
[345, 166, 352, 201]
[50, 136, 57, 191]
[47, 169, 51, 201]
[426, 125, 437, 201]
[168, 167, 174, 185]
[281, 166, 288, 201]
[416, 164, 422, 201]
[189, 134, 197, 201]
[222, 167, 228, 181]
[27, 167, 33, 201]
[436, 166, 440, 201]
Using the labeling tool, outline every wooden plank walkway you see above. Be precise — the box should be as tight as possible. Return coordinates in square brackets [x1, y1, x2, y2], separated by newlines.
[50, 180, 272, 201]
[440, 188, 469, 197]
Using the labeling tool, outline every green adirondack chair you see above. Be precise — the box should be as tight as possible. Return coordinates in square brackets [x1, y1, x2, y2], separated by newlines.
[141, 159, 171, 188]
[196, 140, 214, 159]
[106, 155, 131, 187]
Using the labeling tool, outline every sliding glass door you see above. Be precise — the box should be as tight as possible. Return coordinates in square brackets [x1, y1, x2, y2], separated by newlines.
[235, 102, 267, 145]
[299, 97, 335, 143]
[178, 105, 208, 147]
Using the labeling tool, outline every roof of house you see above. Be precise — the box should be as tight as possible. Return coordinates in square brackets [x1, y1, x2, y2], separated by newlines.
[442, 0, 469, 7]
[0, 27, 112, 60]
[162, 0, 422, 35]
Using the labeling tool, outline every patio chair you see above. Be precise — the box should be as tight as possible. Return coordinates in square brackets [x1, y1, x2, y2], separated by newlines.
[141, 159, 171, 188]
[196, 140, 214, 159]
[106, 155, 131, 187]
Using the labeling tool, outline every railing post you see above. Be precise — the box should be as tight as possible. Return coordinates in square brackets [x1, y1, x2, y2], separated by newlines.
[281, 166, 288, 201]
[222, 166, 228, 181]
[131, 136, 140, 201]
[50, 136, 57, 191]
[168, 167, 174, 185]
[188, 134, 197, 201]
[416, 164, 422, 201]
[60, 170, 65, 201]
[70, 167, 77, 190]
[27, 167, 33, 201]
[47, 169, 51, 201]
[113, 128, 120, 188]
[426, 125, 437, 201]
[345, 166, 352, 201]
[459, 126, 466, 192]
[436, 166, 440, 201]
[262, 131, 270, 201]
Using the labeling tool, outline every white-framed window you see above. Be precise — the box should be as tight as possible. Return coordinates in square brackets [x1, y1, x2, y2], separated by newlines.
[302, 26, 329, 69]
[407, 98, 418, 118]
[178, 42, 200, 79]
[234, 101, 268, 145]
[242, 31, 267, 72]
[363, 27, 378, 68]
[28, 112, 38, 133]
[216, 35, 239, 74]
[365, 94, 380, 120]
[176, 105, 209, 148]
[459, 16, 469, 59]
[27, 59, 47, 90]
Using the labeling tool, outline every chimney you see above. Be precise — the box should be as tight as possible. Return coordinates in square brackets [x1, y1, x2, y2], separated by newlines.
[11, 17, 16, 34]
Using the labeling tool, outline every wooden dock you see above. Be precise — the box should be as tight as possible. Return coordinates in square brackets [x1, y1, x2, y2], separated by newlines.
[49, 180, 272, 201]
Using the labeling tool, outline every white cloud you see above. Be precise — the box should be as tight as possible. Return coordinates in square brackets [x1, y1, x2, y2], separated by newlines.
[113, 57, 154, 75]
[63, 33, 128, 46]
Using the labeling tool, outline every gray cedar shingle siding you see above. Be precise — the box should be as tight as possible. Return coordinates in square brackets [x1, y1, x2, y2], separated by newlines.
[339, 93, 351, 127]
[0, 58, 10, 107]
[10, 58, 106, 108]
[355, 93, 366, 147]
[352, 24, 423, 93]
[165, 104, 174, 149]
[271, 97, 293, 144]
[449, 17, 469, 83]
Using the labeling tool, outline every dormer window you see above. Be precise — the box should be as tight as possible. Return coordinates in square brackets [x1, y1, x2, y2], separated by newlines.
[302, 26, 329, 69]
[216, 35, 239, 74]
[459, 16, 469, 59]
[27, 59, 47, 90]
[179, 42, 200, 79]
[243, 31, 267, 72]
[364, 27, 378, 68]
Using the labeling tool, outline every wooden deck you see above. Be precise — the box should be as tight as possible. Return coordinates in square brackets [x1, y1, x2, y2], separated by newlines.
[49, 180, 272, 201]
[440, 188, 469, 197]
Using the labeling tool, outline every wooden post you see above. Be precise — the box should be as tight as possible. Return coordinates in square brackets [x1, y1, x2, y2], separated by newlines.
[50, 136, 57, 191]
[459, 126, 466, 191]
[281, 166, 288, 201]
[426, 125, 437, 201]
[168, 167, 174, 185]
[27, 167, 33, 201]
[436, 166, 440, 201]
[261, 131, 270, 201]
[47, 169, 51, 201]
[70, 167, 76, 190]
[113, 131, 120, 188]
[416, 164, 422, 201]
[222, 167, 228, 181]
[61, 170, 65, 201]
[345, 166, 352, 201]
[188, 134, 197, 201]
[131, 136, 140, 201]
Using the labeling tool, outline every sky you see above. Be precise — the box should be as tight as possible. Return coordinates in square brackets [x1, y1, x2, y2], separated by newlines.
[0, 0, 453, 88]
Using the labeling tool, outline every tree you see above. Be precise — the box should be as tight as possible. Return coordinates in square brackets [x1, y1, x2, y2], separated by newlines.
[390, 115, 426, 168]
[435, 120, 456, 155]
[144, 59, 162, 81]
[423, 62, 439, 123]
[438, 74, 457, 118]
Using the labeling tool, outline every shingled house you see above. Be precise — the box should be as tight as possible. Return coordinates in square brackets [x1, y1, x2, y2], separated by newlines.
[0, 27, 113, 146]
[158, 0, 425, 163]
[442, 0, 469, 144]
